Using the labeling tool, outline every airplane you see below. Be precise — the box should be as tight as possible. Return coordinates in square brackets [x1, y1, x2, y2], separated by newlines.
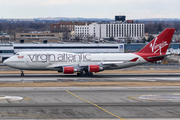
[3, 28, 175, 77]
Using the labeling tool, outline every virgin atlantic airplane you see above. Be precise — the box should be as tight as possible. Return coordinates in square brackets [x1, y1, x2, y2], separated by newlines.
[4, 28, 175, 76]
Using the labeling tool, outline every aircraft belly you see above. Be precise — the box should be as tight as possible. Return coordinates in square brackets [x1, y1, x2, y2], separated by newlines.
[29, 62, 49, 70]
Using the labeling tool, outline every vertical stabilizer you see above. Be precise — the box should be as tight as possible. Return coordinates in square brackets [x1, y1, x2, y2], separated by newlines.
[137, 28, 175, 55]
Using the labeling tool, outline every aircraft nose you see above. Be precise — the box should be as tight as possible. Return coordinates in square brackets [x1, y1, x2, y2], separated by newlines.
[3, 59, 9, 66]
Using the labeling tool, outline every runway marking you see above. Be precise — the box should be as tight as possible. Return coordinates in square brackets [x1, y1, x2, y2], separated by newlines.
[128, 96, 136, 100]
[66, 90, 123, 120]
[23, 97, 30, 100]
[129, 93, 180, 101]
[0, 96, 23, 101]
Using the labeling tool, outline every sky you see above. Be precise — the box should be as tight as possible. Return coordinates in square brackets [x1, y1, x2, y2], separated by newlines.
[0, 0, 179, 19]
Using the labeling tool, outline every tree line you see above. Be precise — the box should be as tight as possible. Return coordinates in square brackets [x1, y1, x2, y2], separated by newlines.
[144, 21, 180, 33]
[0, 21, 50, 35]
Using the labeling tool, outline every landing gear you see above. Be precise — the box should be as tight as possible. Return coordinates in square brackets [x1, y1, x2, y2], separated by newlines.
[77, 73, 81, 76]
[21, 71, 24, 76]
[85, 72, 93, 76]
[77, 71, 93, 77]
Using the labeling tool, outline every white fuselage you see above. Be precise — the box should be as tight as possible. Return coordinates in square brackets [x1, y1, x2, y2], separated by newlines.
[3, 28, 175, 75]
[4, 51, 147, 71]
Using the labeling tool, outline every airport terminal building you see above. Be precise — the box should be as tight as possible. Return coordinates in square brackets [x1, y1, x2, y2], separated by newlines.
[75, 15, 144, 40]
[1, 42, 180, 62]
[0, 42, 124, 61]
[75, 22, 144, 40]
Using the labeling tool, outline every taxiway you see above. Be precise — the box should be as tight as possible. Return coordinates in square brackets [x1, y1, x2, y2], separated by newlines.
[0, 73, 180, 83]
[0, 87, 180, 119]
[0, 65, 179, 119]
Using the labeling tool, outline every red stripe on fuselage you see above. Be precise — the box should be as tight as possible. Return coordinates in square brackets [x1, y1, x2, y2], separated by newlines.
[130, 57, 139, 62]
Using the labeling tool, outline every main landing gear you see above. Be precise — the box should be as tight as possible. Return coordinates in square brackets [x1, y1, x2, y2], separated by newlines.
[77, 71, 93, 77]
[21, 70, 24, 76]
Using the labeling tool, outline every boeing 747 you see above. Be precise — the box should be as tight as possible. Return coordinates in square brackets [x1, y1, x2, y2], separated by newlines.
[4, 28, 175, 76]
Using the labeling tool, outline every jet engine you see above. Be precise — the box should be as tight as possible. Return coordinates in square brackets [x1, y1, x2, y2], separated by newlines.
[88, 65, 103, 72]
[63, 67, 75, 74]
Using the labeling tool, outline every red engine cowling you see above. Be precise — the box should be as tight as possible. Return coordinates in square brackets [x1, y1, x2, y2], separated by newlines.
[88, 65, 100, 72]
[63, 67, 74, 74]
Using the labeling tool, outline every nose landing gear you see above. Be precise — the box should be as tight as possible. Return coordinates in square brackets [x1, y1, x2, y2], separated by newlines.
[21, 71, 24, 76]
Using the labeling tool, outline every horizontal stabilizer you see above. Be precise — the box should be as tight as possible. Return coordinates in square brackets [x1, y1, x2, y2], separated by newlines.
[147, 54, 169, 59]
[102, 61, 124, 65]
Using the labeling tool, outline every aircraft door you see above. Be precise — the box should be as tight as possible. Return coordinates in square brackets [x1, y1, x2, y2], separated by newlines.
[76, 54, 82, 64]
[26, 60, 29, 66]
[25, 56, 29, 66]
[26, 54, 34, 67]
[49, 53, 52, 67]
[102, 58, 106, 62]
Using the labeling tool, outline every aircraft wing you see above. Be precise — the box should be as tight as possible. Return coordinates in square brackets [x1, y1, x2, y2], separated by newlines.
[47, 60, 135, 69]
[46, 64, 75, 69]
[46, 61, 123, 69]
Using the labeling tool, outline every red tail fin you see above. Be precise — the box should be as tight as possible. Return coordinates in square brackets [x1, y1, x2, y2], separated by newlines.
[137, 28, 175, 55]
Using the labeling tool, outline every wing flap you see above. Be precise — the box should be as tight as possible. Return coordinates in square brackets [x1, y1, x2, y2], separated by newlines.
[46, 64, 72, 68]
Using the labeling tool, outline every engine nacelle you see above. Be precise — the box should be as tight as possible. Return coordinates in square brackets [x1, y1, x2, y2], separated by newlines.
[88, 65, 102, 72]
[63, 67, 74, 74]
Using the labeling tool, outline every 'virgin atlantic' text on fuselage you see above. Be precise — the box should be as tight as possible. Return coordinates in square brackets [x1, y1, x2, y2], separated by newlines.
[28, 53, 91, 62]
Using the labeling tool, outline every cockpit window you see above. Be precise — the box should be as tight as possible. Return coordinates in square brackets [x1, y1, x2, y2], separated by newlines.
[15, 53, 19, 55]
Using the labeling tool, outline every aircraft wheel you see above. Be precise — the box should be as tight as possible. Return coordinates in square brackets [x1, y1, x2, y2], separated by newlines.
[89, 72, 93, 76]
[77, 72, 84, 77]
[84, 72, 93, 77]
[77, 73, 80, 76]
[77, 71, 93, 77]
[21, 73, 24, 76]
[21, 71, 24, 76]
[80, 73, 85, 77]
[87, 72, 93, 77]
